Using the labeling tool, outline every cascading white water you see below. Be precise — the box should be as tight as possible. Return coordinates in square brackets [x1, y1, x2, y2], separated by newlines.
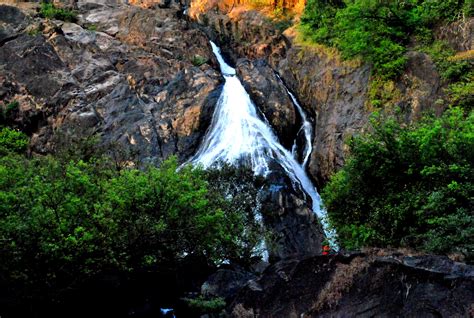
[190, 41, 335, 244]
[281, 77, 313, 169]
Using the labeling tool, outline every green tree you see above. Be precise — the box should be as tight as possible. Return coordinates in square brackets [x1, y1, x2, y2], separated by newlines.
[0, 127, 28, 155]
[203, 164, 266, 264]
[300, 0, 345, 45]
[300, 0, 472, 78]
[332, 0, 418, 78]
[322, 107, 474, 261]
[0, 154, 263, 300]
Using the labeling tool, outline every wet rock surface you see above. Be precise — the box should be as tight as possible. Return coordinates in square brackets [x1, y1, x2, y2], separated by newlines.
[236, 58, 298, 149]
[226, 251, 474, 318]
[190, 2, 456, 186]
[0, 2, 222, 162]
[277, 48, 371, 186]
[260, 167, 323, 261]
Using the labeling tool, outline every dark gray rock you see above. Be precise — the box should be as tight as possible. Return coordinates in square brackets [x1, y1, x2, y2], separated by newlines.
[228, 252, 474, 318]
[201, 267, 257, 300]
[0, 34, 67, 99]
[236, 58, 298, 149]
[277, 49, 371, 187]
[260, 164, 324, 261]
[399, 51, 444, 121]
[435, 17, 474, 52]
[0, 5, 28, 44]
[0, 4, 222, 164]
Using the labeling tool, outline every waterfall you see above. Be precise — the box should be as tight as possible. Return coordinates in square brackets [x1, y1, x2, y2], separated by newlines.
[189, 41, 336, 246]
[278, 75, 313, 169]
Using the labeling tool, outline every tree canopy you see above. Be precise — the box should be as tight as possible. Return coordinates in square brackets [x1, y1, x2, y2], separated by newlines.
[0, 135, 263, 301]
[322, 107, 474, 261]
[301, 0, 473, 78]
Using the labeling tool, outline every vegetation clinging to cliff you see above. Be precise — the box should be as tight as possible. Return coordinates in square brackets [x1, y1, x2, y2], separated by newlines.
[322, 107, 474, 261]
[0, 127, 28, 155]
[300, 0, 472, 78]
[39, 2, 77, 22]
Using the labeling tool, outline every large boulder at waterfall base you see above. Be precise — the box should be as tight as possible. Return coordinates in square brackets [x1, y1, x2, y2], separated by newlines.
[226, 251, 474, 317]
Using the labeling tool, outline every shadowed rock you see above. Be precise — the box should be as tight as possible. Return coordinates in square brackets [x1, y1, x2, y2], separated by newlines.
[226, 251, 474, 317]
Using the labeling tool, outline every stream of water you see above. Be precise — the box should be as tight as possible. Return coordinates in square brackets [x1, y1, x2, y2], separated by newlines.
[189, 41, 335, 245]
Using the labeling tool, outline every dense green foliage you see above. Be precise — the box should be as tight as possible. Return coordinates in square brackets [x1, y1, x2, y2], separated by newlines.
[421, 41, 472, 81]
[0, 147, 262, 299]
[185, 296, 226, 314]
[322, 107, 473, 260]
[448, 73, 474, 110]
[0, 127, 29, 155]
[301, 0, 472, 78]
[39, 2, 77, 22]
[203, 164, 266, 264]
[191, 55, 208, 67]
[420, 41, 474, 110]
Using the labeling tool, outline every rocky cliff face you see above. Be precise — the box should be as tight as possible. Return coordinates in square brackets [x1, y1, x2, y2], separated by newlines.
[0, 2, 222, 163]
[0, 0, 325, 261]
[2, 2, 473, 317]
[189, 3, 456, 186]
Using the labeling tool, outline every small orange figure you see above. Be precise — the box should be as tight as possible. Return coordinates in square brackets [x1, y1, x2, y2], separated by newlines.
[322, 245, 330, 255]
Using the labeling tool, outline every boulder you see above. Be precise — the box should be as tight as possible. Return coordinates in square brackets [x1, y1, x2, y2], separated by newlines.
[201, 266, 258, 300]
[229, 251, 474, 318]
[0, 5, 28, 44]
[260, 163, 324, 261]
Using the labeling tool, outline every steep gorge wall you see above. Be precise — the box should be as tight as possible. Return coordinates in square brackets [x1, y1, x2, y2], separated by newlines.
[0, 2, 224, 162]
[189, 3, 458, 186]
[189, 5, 370, 186]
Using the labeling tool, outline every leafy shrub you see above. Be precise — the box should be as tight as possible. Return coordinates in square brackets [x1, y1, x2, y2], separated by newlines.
[447, 73, 474, 111]
[463, 0, 474, 16]
[417, 0, 468, 25]
[322, 107, 474, 261]
[39, 2, 77, 22]
[367, 78, 402, 109]
[191, 55, 208, 67]
[0, 127, 28, 155]
[203, 164, 266, 264]
[185, 296, 226, 313]
[0, 155, 263, 300]
[421, 41, 472, 81]
[420, 41, 473, 109]
[300, 0, 472, 78]
[300, 0, 343, 45]
[335, 0, 419, 78]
